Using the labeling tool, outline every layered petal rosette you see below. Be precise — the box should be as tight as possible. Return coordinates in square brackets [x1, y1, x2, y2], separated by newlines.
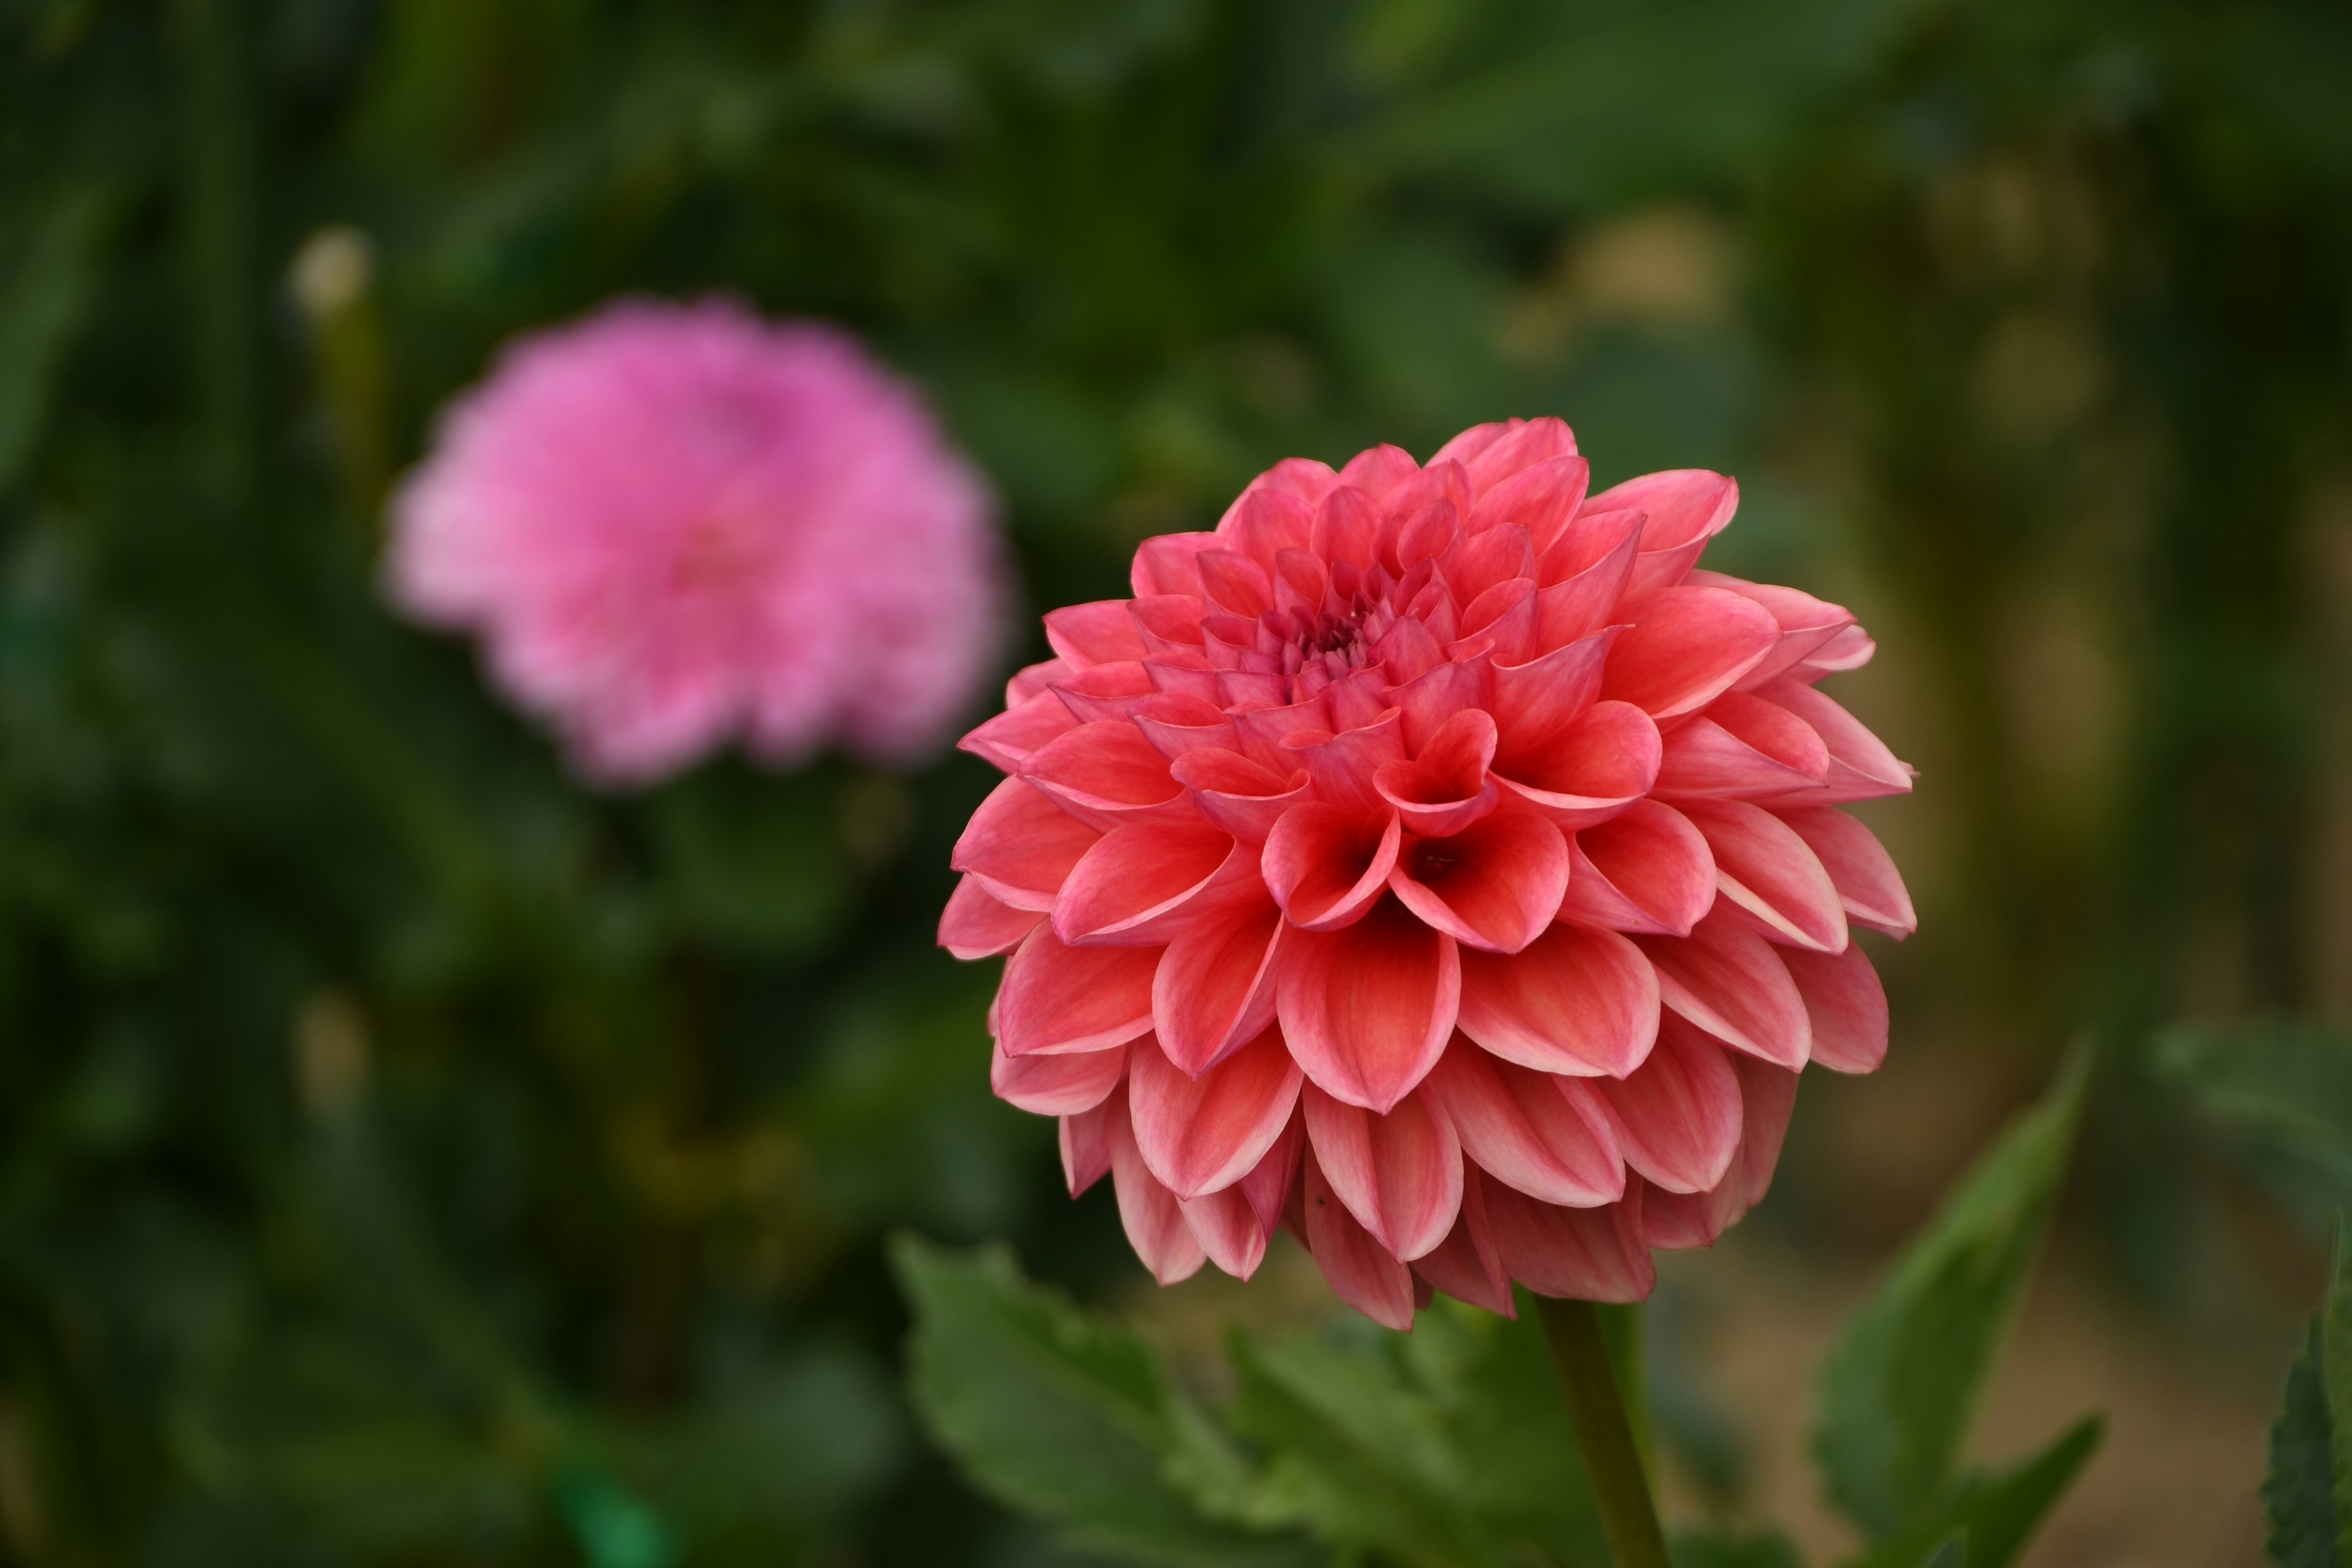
[390, 299, 1005, 783]
[943, 419, 1913, 1328]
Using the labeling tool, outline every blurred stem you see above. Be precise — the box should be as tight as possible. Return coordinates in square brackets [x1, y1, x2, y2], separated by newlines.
[1536, 1297, 1669, 1568]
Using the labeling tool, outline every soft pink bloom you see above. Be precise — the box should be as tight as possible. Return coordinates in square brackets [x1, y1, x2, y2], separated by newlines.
[943, 419, 1915, 1327]
[390, 298, 1005, 783]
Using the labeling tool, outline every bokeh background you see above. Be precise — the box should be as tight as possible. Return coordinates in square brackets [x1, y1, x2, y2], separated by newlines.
[5, 0, 2351, 1562]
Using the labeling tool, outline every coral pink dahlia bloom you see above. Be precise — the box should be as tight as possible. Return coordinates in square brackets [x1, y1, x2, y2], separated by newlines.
[390, 299, 1003, 783]
[941, 419, 1914, 1329]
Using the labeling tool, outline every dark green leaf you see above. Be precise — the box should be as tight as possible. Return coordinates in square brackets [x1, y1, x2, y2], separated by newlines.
[1845, 1417, 2102, 1568]
[891, 1235, 1314, 1568]
[1813, 1049, 2090, 1538]
[2265, 1324, 2339, 1568]
[0, 184, 107, 492]
[2154, 1020, 2352, 1206]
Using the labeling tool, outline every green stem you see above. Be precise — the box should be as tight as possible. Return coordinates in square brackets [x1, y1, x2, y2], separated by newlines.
[1536, 1296, 1671, 1568]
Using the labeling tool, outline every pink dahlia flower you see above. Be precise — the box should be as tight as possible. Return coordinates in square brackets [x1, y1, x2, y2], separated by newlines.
[389, 299, 1004, 783]
[940, 419, 1913, 1329]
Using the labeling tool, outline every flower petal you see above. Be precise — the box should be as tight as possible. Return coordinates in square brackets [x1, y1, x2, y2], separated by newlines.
[1171, 748, 1310, 843]
[1301, 1082, 1463, 1261]
[1302, 1145, 1416, 1330]
[1374, 708, 1501, 837]
[1589, 469, 1738, 600]
[995, 924, 1160, 1057]
[1491, 700, 1662, 829]
[1652, 692, 1828, 800]
[950, 777, 1101, 911]
[1681, 800, 1849, 953]
[1129, 1027, 1304, 1199]
[1132, 532, 1222, 598]
[1600, 586, 1780, 719]
[1456, 921, 1661, 1078]
[1180, 1185, 1272, 1280]
[1107, 1093, 1207, 1284]
[1264, 802, 1401, 931]
[1022, 720, 1189, 831]
[1420, 1041, 1625, 1207]
[1239, 1109, 1306, 1234]
[1758, 679, 1914, 803]
[1780, 940, 1888, 1073]
[1638, 911, 1811, 1069]
[1779, 806, 1916, 937]
[1153, 895, 1286, 1074]
[1389, 811, 1570, 954]
[1276, 895, 1461, 1112]
[1061, 1099, 1117, 1196]
[1054, 821, 1250, 947]
[1045, 600, 1150, 668]
[1482, 1180, 1656, 1302]
[1411, 1164, 1517, 1316]
[939, 874, 1045, 959]
[961, 690, 1083, 773]
[992, 1037, 1127, 1115]
[1593, 1017, 1743, 1193]
[1466, 453, 1589, 545]
[1558, 799, 1716, 936]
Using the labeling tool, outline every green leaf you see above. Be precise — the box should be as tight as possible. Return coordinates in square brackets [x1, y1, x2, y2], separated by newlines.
[2154, 1020, 2352, 1204]
[1845, 1417, 2103, 1568]
[890, 1235, 1314, 1568]
[2327, 1216, 2352, 1559]
[1224, 1327, 1482, 1567]
[2266, 1324, 2339, 1568]
[1813, 1049, 2090, 1538]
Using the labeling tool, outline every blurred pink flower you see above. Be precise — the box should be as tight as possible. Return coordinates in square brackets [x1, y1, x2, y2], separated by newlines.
[941, 418, 1915, 1327]
[390, 298, 1005, 783]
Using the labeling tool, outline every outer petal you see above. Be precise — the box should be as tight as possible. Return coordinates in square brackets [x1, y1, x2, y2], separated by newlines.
[1153, 896, 1284, 1075]
[1054, 821, 1251, 947]
[1389, 812, 1570, 954]
[1240, 1110, 1306, 1235]
[1061, 1098, 1117, 1196]
[1129, 1027, 1304, 1199]
[1045, 600, 1150, 668]
[1455, 921, 1660, 1078]
[1302, 1146, 1416, 1330]
[1107, 1093, 1207, 1284]
[1781, 941, 1889, 1073]
[960, 691, 1082, 773]
[1640, 1052, 1800, 1249]
[1276, 897, 1461, 1112]
[1600, 586, 1779, 719]
[1264, 802, 1401, 931]
[1589, 469, 1738, 600]
[1411, 1165, 1517, 1316]
[1420, 1042, 1625, 1207]
[1593, 1017, 1743, 1194]
[993, 1038, 1127, 1115]
[995, 925, 1159, 1057]
[1022, 721, 1188, 831]
[1758, 679, 1914, 803]
[1180, 1185, 1272, 1280]
[1779, 806, 1916, 937]
[951, 777, 1100, 911]
[1301, 1082, 1464, 1261]
[1651, 692, 1827, 800]
[939, 874, 1044, 959]
[1682, 800, 1849, 954]
[1637, 912, 1811, 1069]
[1482, 1181, 1656, 1303]
[1558, 799, 1715, 937]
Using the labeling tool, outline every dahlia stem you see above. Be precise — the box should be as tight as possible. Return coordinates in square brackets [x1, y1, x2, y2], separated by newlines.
[1535, 1296, 1671, 1568]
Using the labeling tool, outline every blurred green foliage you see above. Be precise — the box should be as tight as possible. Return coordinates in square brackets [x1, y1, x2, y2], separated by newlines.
[900, 1055, 2097, 1568]
[6, 0, 2352, 1561]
